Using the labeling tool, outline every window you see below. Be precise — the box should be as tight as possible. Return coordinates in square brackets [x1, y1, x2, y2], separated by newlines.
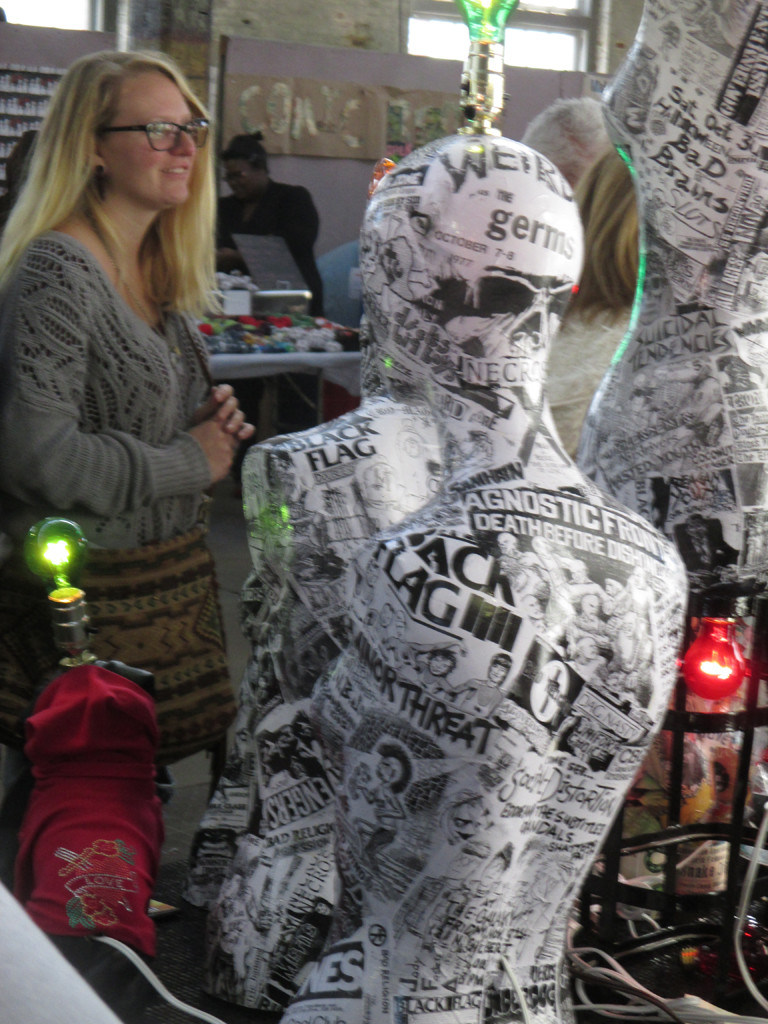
[408, 0, 593, 72]
[0, 0, 89, 30]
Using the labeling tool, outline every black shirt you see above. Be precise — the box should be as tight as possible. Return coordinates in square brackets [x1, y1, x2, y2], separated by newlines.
[217, 179, 324, 317]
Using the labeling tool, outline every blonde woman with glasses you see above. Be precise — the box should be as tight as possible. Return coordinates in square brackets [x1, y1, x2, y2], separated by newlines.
[0, 51, 253, 769]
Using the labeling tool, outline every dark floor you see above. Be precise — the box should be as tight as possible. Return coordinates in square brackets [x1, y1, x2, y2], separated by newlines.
[140, 858, 260, 1024]
[137, 481, 261, 1023]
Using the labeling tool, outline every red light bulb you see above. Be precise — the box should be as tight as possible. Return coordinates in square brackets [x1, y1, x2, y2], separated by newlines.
[682, 617, 746, 700]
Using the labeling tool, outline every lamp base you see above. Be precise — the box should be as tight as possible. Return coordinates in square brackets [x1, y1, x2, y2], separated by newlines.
[458, 40, 506, 135]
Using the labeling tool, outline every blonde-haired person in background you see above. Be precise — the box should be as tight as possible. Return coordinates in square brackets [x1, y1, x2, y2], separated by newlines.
[0, 51, 253, 780]
[547, 145, 639, 457]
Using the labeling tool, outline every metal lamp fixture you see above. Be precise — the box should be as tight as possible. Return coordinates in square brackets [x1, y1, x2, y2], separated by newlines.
[453, 0, 519, 134]
[23, 517, 95, 667]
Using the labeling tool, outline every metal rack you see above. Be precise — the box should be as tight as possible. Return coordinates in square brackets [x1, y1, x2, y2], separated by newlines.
[579, 588, 768, 1003]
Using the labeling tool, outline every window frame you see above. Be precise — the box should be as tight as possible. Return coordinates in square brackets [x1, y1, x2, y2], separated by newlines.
[408, 0, 596, 72]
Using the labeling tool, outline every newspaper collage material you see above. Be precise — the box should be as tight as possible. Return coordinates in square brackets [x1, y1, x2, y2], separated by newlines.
[184, 2, 768, 1018]
[579, 0, 768, 589]
[198, 133, 686, 1024]
[186, 332, 444, 1008]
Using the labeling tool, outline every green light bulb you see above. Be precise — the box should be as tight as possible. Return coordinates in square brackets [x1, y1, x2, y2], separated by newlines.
[454, 0, 519, 133]
[24, 517, 88, 591]
[453, 0, 519, 43]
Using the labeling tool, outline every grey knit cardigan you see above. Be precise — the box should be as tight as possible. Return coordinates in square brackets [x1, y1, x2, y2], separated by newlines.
[0, 232, 213, 549]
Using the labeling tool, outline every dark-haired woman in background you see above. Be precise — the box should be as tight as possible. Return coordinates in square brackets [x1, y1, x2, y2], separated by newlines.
[217, 132, 324, 317]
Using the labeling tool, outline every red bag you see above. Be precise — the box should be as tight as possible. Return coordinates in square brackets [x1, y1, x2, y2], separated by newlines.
[14, 664, 164, 957]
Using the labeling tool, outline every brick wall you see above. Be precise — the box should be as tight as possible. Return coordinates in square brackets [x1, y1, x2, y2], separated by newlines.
[212, 0, 403, 53]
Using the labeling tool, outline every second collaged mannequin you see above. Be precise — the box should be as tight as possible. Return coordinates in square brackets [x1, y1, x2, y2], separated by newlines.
[186, 328, 443, 1008]
[579, 0, 768, 589]
[278, 134, 687, 1024]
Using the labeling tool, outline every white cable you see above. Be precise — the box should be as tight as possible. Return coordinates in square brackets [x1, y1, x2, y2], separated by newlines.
[675, 840, 714, 871]
[733, 804, 768, 1015]
[620, 831, 726, 855]
[92, 935, 229, 1024]
[568, 945, 690, 1023]
[590, 930, 718, 959]
[572, 979, 661, 1019]
[627, 915, 659, 938]
[665, 999, 768, 1024]
[497, 955, 533, 1024]
[568, 939, 768, 1024]
[573, 990, 768, 1024]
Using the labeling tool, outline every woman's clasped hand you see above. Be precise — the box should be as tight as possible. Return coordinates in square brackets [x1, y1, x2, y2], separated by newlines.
[191, 384, 255, 483]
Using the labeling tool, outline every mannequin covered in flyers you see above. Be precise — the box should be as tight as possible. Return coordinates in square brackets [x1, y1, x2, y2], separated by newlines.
[278, 132, 687, 1024]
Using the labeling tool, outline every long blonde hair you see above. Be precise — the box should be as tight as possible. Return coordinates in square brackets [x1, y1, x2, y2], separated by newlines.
[565, 145, 639, 319]
[0, 50, 216, 314]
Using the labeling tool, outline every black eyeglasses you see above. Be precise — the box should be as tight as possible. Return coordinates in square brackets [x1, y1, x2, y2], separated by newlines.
[99, 118, 209, 151]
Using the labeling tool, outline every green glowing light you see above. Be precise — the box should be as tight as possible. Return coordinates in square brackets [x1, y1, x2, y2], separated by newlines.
[384, 356, 394, 370]
[43, 539, 71, 569]
[615, 145, 634, 175]
[250, 502, 294, 553]
[612, 144, 643, 366]
[24, 518, 88, 590]
[453, 0, 519, 43]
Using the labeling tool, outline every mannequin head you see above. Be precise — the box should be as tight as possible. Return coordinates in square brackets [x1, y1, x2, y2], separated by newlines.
[360, 134, 583, 420]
